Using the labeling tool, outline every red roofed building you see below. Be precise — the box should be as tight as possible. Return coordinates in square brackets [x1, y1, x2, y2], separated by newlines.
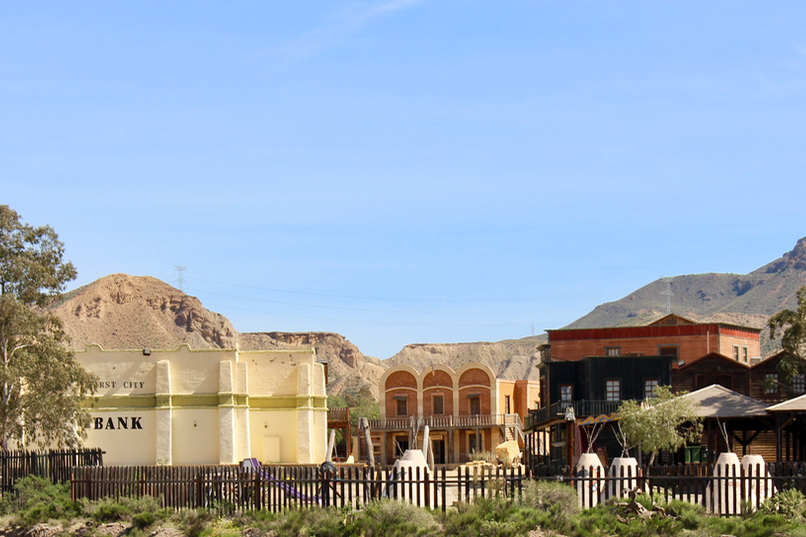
[547, 314, 762, 367]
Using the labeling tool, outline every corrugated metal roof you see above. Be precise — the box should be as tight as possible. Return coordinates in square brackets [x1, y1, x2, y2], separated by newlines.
[678, 384, 770, 418]
[765, 394, 806, 412]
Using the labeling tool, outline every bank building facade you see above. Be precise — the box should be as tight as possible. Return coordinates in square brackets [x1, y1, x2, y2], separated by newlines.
[77, 343, 328, 466]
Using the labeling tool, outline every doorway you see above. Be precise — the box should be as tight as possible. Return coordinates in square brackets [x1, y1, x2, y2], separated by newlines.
[432, 439, 445, 464]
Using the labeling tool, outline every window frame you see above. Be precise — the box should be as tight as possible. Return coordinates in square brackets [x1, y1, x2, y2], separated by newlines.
[395, 396, 408, 416]
[658, 345, 680, 359]
[793, 374, 806, 394]
[469, 395, 481, 416]
[644, 379, 660, 400]
[560, 384, 573, 408]
[605, 379, 621, 402]
[765, 373, 779, 394]
[432, 394, 444, 415]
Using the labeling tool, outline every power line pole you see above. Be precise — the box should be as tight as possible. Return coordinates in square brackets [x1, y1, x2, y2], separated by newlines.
[661, 277, 673, 315]
[174, 265, 188, 292]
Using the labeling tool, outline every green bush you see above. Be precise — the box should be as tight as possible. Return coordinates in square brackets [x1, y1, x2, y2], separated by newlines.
[518, 479, 579, 513]
[517, 479, 578, 532]
[173, 508, 218, 537]
[131, 510, 157, 529]
[759, 487, 806, 520]
[569, 496, 708, 537]
[348, 500, 439, 537]
[200, 517, 243, 537]
[230, 508, 277, 532]
[81, 494, 164, 524]
[700, 512, 793, 537]
[0, 476, 80, 526]
[85, 497, 131, 522]
[267, 506, 348, 537]
[442, 496, 546, 537]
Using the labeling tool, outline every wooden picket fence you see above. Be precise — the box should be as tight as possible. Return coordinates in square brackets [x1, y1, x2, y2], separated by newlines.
[71, 464, 525, 512]
[0, 449, 103, 494]
[541, 461, 806, 514]
[66, 459, 806, 515]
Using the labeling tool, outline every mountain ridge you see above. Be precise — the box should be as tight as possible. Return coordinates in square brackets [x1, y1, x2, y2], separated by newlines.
[50, 236, 806, 398]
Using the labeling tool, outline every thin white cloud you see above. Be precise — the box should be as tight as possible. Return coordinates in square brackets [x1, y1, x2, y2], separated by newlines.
[268, 0, 429, 65]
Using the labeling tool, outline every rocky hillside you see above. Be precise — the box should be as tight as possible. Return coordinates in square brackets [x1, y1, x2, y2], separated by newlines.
[51, 274, 380, 397]
[384, 338, 544, 380]
[565, 236, 806, 354]
[379, 238, 806, 373]
[50, 236, 806, 401]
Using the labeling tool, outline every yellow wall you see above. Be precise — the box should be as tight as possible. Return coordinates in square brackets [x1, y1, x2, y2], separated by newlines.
[79, 344, 327, 465]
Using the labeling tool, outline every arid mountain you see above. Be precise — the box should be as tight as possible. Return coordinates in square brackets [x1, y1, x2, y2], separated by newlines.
[54, 274, 239, 351]
[51, 274, 380, 397]
[384, 338, 544, 380]
[51, 236, 806, 401]
[565, 236, 806, 354]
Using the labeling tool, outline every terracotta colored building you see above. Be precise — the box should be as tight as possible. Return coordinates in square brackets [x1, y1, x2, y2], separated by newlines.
[370, 363, 539, 465]
[547, 314, 762, 366]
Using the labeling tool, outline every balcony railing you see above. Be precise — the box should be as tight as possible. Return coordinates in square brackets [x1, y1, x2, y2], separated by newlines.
[327, 407, 350, 424]
[525, 400, 621, 430]
[367, 413, 523, 432]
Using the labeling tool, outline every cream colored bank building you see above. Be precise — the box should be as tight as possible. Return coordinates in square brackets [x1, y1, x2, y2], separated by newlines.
[77, 344, 328, 466]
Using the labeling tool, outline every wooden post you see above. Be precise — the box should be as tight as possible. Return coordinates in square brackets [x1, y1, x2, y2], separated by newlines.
[567, 421, 575, 467]
[776, 413, 783, 463]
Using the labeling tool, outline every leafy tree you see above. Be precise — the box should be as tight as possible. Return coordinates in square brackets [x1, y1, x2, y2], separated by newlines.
[0, 205, 96, 449]
[329, 386, 380, 426]
[616, 386, 702, 465]
[768, 286, 806, 380]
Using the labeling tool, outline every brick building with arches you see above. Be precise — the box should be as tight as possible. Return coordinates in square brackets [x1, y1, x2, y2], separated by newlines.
[371, 363, 539, 465]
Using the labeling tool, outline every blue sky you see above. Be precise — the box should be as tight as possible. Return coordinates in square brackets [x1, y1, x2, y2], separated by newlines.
[3, 1, 805, 358]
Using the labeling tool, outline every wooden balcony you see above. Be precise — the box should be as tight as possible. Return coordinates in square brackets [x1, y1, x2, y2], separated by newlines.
[367, 413, 523, 432]
[327, 407, 350, 426]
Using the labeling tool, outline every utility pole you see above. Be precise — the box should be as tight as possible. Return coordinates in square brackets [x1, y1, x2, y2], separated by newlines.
[173, 265, 188, 292]
[661, 278, 673, 315]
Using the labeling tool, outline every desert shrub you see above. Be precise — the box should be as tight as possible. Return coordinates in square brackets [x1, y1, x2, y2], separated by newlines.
[88, 498, 131, 522]
[661, 499, 708, 531]
[347, 500, 439, 537]
[173, 508, 218, 537]
[518, 478, 578, 530]
[131, 510, 157, 529]
[442, 496, 547, 537]
[201, 517, 243, 537]
[700, 512, 793, 537]
[267, 506, 348, 537]
[0, 476, 80, 526]
[518, 479, 578, 512]
[570, 496, 711, 537]
[230, 508, 277, 532]
[759, 486, 806, 520]
[82, 494, 164, 524]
